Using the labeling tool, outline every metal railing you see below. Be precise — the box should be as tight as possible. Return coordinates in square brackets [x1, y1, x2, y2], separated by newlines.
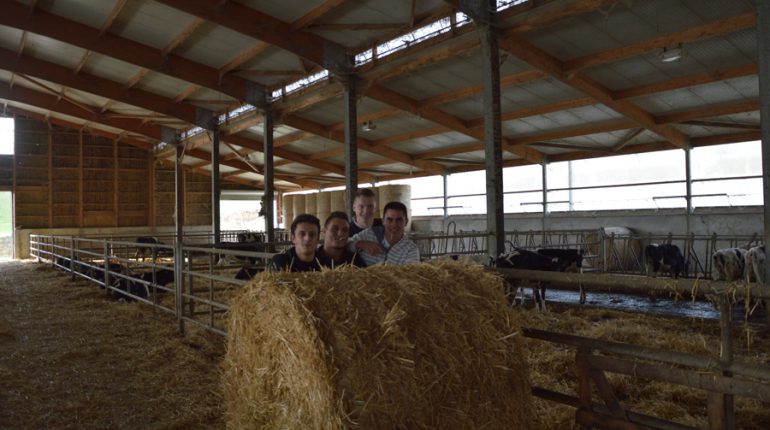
[29, 232, 291, 336]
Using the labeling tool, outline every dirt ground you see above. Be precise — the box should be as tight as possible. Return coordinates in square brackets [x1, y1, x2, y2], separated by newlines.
[2, 260, 769, 429]
[0, 260, 225, 430]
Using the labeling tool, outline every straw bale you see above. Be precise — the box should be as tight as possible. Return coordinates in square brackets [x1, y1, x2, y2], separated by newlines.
[224, 262, 533, 429]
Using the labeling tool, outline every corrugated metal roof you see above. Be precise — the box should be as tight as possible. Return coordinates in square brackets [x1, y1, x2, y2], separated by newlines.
[0, 0, 761, 192]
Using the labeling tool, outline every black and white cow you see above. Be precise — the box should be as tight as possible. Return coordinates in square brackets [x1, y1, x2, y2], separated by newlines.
[644, 244, 687, 279]
[218, 232, 266, 266]
[134, 236, 162, 262]
[747, 245, 766, 284]
[495, 248, 582, 310]
[712, 248, 749, 281]
[112, 268, 175, 302]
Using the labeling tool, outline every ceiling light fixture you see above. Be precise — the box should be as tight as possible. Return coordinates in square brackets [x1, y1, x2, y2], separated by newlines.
[362, 120, 376, 132]
[660, 44, 683, 63]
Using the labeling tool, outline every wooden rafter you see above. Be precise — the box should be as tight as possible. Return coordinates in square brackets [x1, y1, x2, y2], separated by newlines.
[218, 42, 271, 79]
[15, 74, 98, 116]
[158, 0, 337, 70]
[0, 44, 350, 178]
[17, 31, 27, 57]
[124, 69, 150, 89]
[172, 84, 202, 103]
[281, 113, 447, 176]
[73, 50, 92, 75]
[0, 82, 163, 140]
[562, 12, 756, 73]
[498, 33, 690, 149]
[162, 17, 205, 57]
[0, 3, 255, 103]
[290, 0, 348, 30]
[365, 84, 545, 163]
[98, 0, 128, 37]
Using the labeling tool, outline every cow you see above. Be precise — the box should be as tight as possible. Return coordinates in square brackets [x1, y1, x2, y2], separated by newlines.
[112, 269, 175, 302]
[235, 267, 261, 280]
[495, 248, 561, 310]
[747, 245, 766, 284]
[90, 262, 124, 289]
[536, 248, 583, 273]
[217, 232, 266, 266]
[712, 248, 749, 281]
[644, 244, 687, 279]
[134, 236, 163, 262]
[537, 248, 586, 304]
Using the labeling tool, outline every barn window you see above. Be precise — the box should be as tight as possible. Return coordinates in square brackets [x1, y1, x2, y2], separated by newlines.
[0, 118, 13, 155]
[220, 191, 266, 232]
[690, 140, 762, 207]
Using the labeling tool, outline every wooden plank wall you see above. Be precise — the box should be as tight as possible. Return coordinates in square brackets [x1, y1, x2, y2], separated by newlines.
[13, 117, 212, 229]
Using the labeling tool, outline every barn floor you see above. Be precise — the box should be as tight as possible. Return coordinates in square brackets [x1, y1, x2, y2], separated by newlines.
[2, 260, 769, 429]
[0, 260, 225, 430]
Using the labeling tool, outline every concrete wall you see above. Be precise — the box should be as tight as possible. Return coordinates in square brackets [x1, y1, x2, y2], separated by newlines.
[411, 206, 763, 237]
[16, 225, 212, 259]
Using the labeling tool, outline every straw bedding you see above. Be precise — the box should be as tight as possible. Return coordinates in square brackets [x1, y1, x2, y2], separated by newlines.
[4, 260, 770, 429]
[223, 262, 533, 429]
[0, 260, 224, 430]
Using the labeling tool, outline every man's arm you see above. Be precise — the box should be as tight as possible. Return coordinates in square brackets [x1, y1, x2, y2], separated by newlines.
[348, 229, 384, 255]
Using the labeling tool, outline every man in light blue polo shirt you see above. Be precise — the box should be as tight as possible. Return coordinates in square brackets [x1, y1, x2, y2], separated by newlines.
[348, 201, 420, 266]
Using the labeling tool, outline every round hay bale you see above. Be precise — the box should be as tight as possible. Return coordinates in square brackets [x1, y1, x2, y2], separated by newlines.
[329, 190, 346, 213]
[283, 194, 294, 229]
[292, 193, 306, 218]
[317, 192, 331, 224]
[305, 193, 318, 219]
[224, 262, 532, 429]
[585, 226, 642, 272]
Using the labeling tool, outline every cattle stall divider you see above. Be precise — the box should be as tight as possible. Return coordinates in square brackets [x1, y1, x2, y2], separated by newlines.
[523, 327, 770, 430]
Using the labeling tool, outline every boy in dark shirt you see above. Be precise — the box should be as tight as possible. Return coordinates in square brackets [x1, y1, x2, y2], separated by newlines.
[268, 213, 323, 272]
[316, 212, 366, 268]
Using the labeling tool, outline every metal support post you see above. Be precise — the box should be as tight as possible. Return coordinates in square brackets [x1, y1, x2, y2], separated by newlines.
[473, 0, 505, 259]
[685, 148, 693, 236]
[755, 0, 770, 296]
[343, 75, 358, 220]
[211, 128, 221, 244]
[264, 109, 275, 244]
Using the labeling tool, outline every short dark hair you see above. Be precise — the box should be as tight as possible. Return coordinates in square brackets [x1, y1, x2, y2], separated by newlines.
[291, 213, 320, 234]
[354, 188, 376, 200]
[324, 211, 349, 228]
[382, 201, 408, 219]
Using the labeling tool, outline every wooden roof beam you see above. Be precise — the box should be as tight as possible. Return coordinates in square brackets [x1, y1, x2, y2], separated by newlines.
[98, 0, 128, 37]
[562, 12, 757, 74]
[281, 113, 447, 176]
[0, 82, 163, 140]
[0, 46, 343, 177]
[291, 0, 348, 30]
[498, 33, 691, 149]
[366, 84, 545, 163]
[158, 0, 348, 73]
[0, 2, 263, 105]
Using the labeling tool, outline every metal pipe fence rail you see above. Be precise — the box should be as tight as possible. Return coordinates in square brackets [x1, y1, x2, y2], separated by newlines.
[29, 233, 287, 336]
[523, 327, 770, 430]
[412, 229, 763, 279]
